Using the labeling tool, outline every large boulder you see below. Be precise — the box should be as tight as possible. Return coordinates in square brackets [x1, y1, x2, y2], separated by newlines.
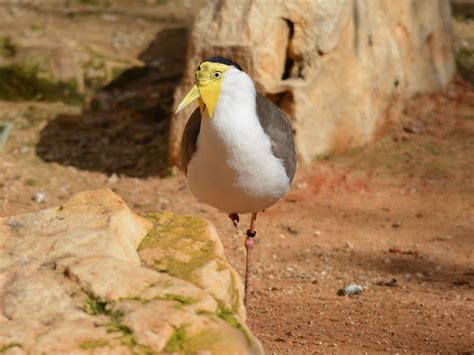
[169, 0, 455, 166]
[0, 189, 263, 354]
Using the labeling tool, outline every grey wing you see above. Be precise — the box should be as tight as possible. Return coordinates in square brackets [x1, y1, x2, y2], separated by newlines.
[180, 108, 201, 176]
[256, 93, 297, 184]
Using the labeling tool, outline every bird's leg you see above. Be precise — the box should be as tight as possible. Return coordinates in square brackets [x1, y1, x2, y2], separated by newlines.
[244, 212, 257, 308]
[228, 213, 239, 229]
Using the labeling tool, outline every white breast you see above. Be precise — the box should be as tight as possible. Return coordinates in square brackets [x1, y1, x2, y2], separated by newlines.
[186, 69, 289, 214]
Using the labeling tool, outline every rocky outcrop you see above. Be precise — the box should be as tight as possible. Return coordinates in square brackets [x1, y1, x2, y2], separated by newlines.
[169, 0, 455, 166]
[0, 189, 263, 354]
[0, 36, 140, 104]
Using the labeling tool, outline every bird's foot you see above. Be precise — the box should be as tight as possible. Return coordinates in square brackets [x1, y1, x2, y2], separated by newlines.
[229, 213, 239, 229]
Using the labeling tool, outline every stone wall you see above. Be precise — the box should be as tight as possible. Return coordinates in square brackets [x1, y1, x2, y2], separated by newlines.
[169, 0, 455, 166]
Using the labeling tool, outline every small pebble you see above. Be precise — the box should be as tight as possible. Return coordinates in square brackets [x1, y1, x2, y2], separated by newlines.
[107, 173, 119, 184]
[34, 192, 47, 204]
[296, 182, 307, 189]
[337, 283, 363, 296]
[344, 241, 354, 249]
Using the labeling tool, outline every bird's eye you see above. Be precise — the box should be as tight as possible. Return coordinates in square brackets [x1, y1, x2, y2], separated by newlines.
[197, 65, 201, 71]
[212, 71, 222, 79]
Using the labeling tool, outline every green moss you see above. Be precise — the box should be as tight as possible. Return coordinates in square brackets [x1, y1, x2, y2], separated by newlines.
[217, 308, 252, 345]
[111, 66, 126, 81]
[139, 213, 214, 284]
[25, 178, 40, 187]
[458, 47, 473, 60]
[456, 47, 474, 84]
[163, 325, 188, 353]
[78, 339, 109, 350]
[81, 295, 154, 353]
[0, 63, 83, 105]
[180, 330, 222, 353]
[0, 343, 22, 353]
[162, 315, 253, 353]
[0, 37, 16, 58]
[120, 294, 196, 306]
[160, 294, 195, 305]
[139, 212, 243, 314]
[162, 325, 229, 353]
[82, 297, 122, 320]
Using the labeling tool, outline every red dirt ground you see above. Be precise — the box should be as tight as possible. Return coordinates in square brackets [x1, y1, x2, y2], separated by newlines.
[1, 79, 473, 353]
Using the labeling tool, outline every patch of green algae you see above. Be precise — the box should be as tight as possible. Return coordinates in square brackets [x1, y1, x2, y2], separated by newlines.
[78, 339, 109, 350]
[81, 295, 153, 354]
[0, 63, 83, 104]
[163, 325, 223, 354]
[0, 343, 22, 353]
[138, 212, 258, 353]
[120, 294, 196, 306]
[139, 212, 214, 284]
[139, 212, 243, 317]
[161, 312, 256, 354]
[217, 307, 253, 345]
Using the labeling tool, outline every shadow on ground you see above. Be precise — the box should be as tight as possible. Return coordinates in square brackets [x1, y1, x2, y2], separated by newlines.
[36, 27, 188, 178]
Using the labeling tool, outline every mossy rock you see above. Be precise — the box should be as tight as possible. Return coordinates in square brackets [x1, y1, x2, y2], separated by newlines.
[161, 318, 263, 355]
[139, 212, 245, 320]
[0, 63, 83, 105]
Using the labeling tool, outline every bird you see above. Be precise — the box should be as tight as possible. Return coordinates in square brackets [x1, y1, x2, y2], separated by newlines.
[175, 56, 296, 307]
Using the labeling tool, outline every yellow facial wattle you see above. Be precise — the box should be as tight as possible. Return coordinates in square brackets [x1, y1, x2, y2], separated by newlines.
[175, 61, 230, 118]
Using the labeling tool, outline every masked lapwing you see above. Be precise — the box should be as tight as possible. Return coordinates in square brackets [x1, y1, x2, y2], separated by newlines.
[176, 56, 296, 307]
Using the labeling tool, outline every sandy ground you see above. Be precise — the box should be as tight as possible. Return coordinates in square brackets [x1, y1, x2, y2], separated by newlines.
[0, 1, 473, 353]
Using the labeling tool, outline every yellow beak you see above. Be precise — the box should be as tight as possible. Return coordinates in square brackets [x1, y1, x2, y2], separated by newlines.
[175, 84, 200, 114]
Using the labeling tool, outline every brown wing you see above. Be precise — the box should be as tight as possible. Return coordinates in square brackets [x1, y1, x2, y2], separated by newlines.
[180, 108, 201, 175]
[256, 93, 297, 184]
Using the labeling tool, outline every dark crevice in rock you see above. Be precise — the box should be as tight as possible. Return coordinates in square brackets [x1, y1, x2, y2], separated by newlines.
[281, 18, 304, 80]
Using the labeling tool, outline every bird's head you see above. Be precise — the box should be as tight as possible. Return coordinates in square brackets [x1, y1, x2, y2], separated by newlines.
[175, 56, 243, 118]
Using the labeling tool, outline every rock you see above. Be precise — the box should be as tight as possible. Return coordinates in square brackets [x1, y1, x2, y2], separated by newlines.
[106, 173, 120, 184]
[0, 36, 141, 103]
[337, 283, 363, 296]
[169, 0, 455, 166]
[33, 191, 47, 204]
[0, 188, 262, 354]
[138, 212, 247, 320]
